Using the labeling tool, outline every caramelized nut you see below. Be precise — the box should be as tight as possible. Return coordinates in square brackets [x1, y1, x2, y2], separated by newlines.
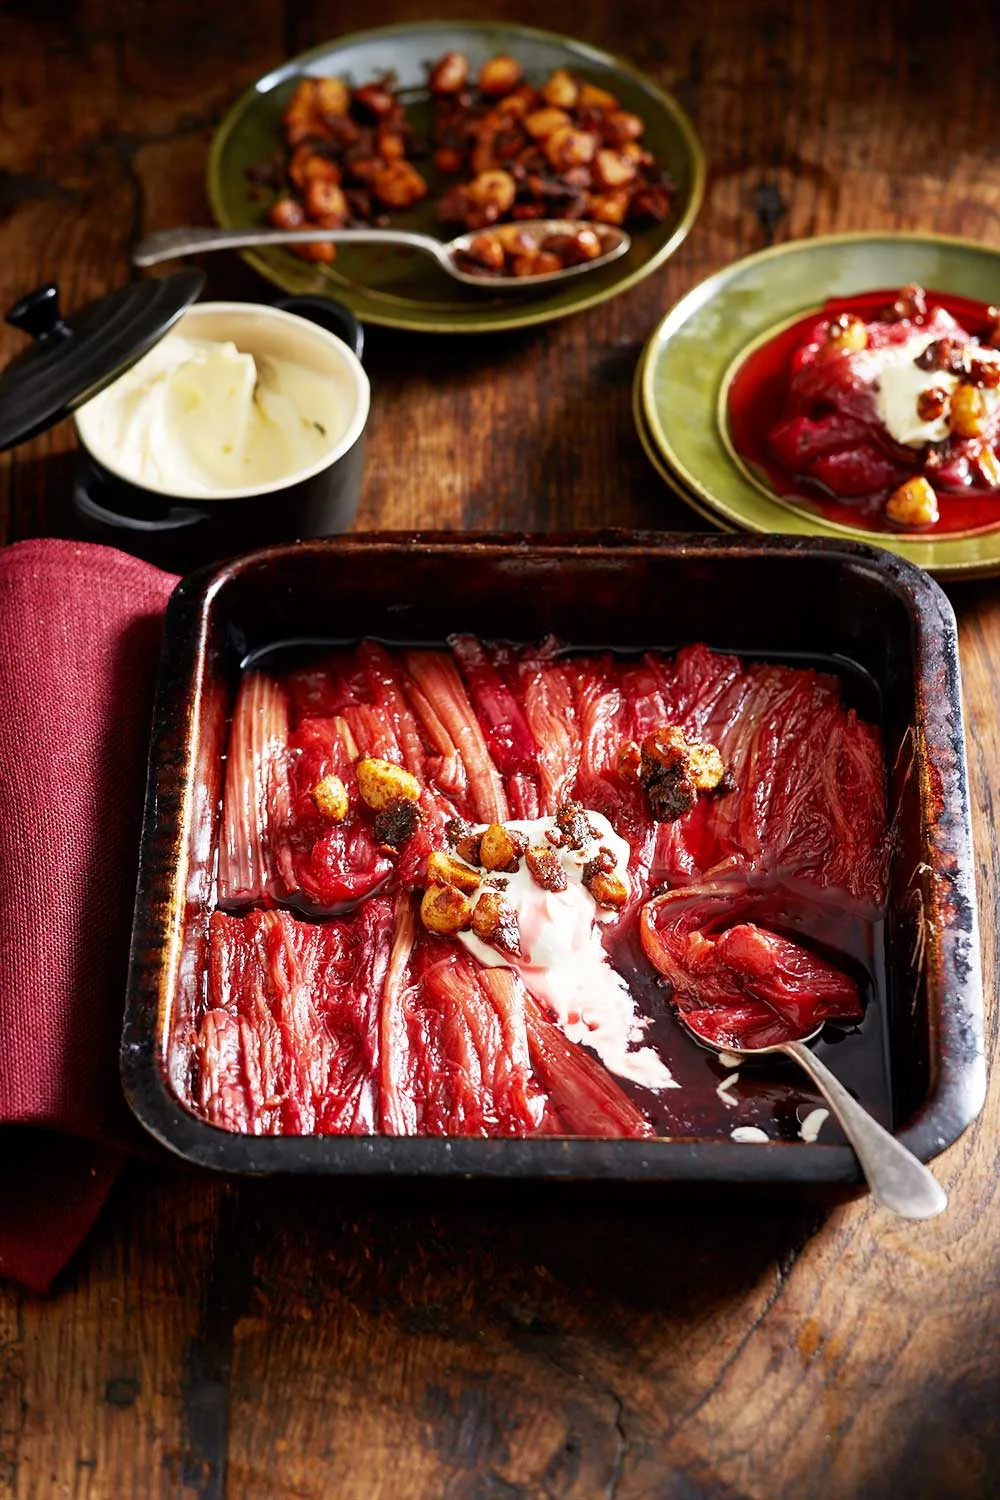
[564, 227, 603, 263]
[949, 382, 988, 439]
[541, 68, 579, 109]
[428, 51, 469, 95]
[311, 774, 349, 822]
[533, 250, 563, 275]
[289, 241, 336, 263]
[967, 355, 1000, 389]
[686, 741, 725, 792]
[824, 313, 868, 354]
[356, 757, 422, 810]
[974, 444, 1000, 488]
[914, 337, 966, 374]
[420, 883, 474, 935]
[583, 866, 628, 909]
[885, 476, 939, 529]
[916, 386, 949, 422]
[602, 109, 645, 144]
[577, 81, 619, 110]
[588, 189, 631, 225]
[525, 843, 569, 892]
[480, 822, 525, 872]
[477, 55, 523, 97]
[884, 283, 928, 322]
[984, 306, 1000, 349]
[593, 148, 637, 189]
[445, 816, 483, 867]
[616, 740, 642, 782]
[289, 147, 341, 191]
[426, 849, 482, 894]
[305, 178, 348, 225]
[269, 196, 306, 230]
[555, 801, 594, 849]
[370, 160, 428, 208]
[314, 77, 350, 118]
[471, 890, 521, 955]
[466, 169, 516, 212]
[352, 81, 396, 120]
[465, 232, 506, 271]
[544, 126, 598, 170]
[524, 107, 572, 140]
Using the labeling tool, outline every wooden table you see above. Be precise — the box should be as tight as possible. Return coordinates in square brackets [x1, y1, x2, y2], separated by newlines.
[2, 2, 998, 1495]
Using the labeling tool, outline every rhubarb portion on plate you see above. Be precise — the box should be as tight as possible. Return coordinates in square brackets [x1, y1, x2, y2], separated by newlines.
[728, 283, 1000, 536]
[181, 638, 889, 1141]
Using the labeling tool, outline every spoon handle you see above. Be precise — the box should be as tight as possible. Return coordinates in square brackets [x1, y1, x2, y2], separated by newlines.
[781, 1039, 946, 1219]
[131, 225, 446, 269]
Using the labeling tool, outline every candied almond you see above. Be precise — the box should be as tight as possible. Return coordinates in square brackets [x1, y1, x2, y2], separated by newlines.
[480, 822, 525, 872]
[314, 77, 350, 119]
[884, 283, 927, 322]
[311, 774, 349, 823]
[885, 476, 939, 529]
[950, 383, 988, 440]
[617, 740, 642, 782]
[584, 868, 628, 909]
[541, 68, 579, 109]
[466, 169, 516, 212]
[916, 386, 949, 422]
[823, 313, 868, 354]
[478, 55, 523, 97]
[471, 891, 521, 955]
[544, 126, 598, 170]
[421, 883, 474, 936]
[525, 844, 568, 892]
[371, 160, 428, 208]
[984, 306, 1000, 349]
[686, 742, 725, 793]
[427, 849, 482, 894]
[524, 107, 572, 140]
[428, 51, 469, 95]
[355, 757, 421, 810]
[593, 149, 637, 189]
[974, 444, 1000, 488]
[577, 81, 619, 110]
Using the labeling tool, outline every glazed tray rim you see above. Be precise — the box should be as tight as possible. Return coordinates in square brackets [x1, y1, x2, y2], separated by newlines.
[121, 530, 986, 1181]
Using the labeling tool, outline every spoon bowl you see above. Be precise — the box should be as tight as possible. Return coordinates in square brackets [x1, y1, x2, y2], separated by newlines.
[678, 1014, 948, 1221]
[132, 221, 631, 290]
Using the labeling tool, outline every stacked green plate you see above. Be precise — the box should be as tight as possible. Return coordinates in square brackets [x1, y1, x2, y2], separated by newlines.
[635, 232, 1000, 578]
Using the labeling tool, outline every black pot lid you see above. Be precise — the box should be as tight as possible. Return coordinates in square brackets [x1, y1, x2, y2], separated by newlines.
[0, 270, 206, 452]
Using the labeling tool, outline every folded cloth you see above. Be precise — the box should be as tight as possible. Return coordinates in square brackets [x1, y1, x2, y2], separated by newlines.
[0, 539, 178, 1292]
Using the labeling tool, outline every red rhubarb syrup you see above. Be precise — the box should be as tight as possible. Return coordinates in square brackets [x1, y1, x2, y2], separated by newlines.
[727, 287, 1000, 538]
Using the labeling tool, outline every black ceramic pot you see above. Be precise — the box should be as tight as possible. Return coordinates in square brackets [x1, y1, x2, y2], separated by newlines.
[71, 294, 369, 572]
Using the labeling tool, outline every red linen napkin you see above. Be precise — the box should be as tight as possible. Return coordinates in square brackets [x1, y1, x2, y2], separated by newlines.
[0, 539, 178, 1292]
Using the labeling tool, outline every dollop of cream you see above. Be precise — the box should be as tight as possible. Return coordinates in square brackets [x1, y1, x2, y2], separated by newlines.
[798, 1106, 830, 1142]
[457, 812, 676, 1091]
[730, 1125, 769, 1144]
[78, 335, 349, 494]
[868, 332, 1000, 447]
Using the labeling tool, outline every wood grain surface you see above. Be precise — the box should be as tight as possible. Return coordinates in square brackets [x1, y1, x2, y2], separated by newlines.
[1, 1, 998, 1496]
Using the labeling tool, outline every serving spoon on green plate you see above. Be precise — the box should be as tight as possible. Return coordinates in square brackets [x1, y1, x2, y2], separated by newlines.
[132, 220, 631, 290]
[680, 1016, 948, 1221]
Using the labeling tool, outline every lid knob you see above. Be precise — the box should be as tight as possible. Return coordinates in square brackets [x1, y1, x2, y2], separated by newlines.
[5, 284, 71, 344]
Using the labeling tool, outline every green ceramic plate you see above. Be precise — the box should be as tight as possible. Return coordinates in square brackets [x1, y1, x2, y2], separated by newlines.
[639, 233, 1000, 578]
[208, 21, 704, 334]
[631, 357, 733, 530]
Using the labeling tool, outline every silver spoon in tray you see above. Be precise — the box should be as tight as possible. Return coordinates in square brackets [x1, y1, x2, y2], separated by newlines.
[131, 220, 631, 289]
[680, 1017, 947, 1220]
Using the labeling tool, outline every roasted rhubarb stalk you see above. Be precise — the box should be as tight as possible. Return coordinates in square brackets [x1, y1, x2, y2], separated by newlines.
[218, 672, 294, 905]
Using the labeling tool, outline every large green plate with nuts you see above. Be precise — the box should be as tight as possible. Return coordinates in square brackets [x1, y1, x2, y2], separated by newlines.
[637, 232, 1000, 579]
[208, 20, 704, 333]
